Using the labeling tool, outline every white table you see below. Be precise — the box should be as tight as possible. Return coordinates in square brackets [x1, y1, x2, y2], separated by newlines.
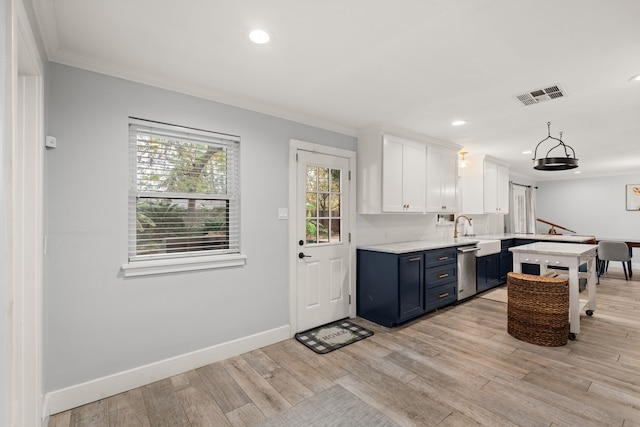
[509, 242, 598, 336]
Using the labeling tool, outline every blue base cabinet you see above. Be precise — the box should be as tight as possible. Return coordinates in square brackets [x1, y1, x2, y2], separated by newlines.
[398, 253, 425, 322]
[499, 239, 515, 284]
[476, 253, 500, 292]
[357, 247, 456, 327]
[356, 250, 424, 327]
[424, 247, 457, 311]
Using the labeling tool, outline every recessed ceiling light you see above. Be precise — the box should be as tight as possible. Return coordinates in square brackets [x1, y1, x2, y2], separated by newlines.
[451, 120, 466, 126]
[249, 29, 270, 44]
[629, 74, 640, 82]
[522, 150, 532, 154]
[574, 170, 581, 174]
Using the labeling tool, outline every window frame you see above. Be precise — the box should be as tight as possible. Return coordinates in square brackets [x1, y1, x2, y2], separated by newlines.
[122, 118, 245, 277]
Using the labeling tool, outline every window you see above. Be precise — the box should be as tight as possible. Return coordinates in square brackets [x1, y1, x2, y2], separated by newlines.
[124, 118, 243, 275]
[305, 165, 342, 244]
[508, 183, 536, 234]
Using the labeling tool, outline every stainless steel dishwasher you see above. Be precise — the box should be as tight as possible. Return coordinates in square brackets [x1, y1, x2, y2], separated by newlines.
[457, 245, 480, 301]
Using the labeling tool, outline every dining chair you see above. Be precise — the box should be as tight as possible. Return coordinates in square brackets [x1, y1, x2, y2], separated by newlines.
[598, 241, 632, 280]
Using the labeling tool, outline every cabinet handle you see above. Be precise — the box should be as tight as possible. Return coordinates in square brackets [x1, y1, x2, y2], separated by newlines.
[438, 273, 449, 279]
[408, 257, 421, 262]
[438, 256, 449, 261]
[438, 292, 449, 298]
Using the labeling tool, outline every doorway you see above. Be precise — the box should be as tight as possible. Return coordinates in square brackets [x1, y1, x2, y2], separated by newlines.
[288, 140, 356, 334]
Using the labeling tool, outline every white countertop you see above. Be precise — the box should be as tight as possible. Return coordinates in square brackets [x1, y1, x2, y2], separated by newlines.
[357, 238, 480, 254]
[509, 242, 598, 256]
[357, 234, 596, 254]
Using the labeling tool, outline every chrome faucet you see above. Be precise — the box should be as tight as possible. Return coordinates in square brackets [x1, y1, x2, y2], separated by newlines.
[453, 214, 472, 238]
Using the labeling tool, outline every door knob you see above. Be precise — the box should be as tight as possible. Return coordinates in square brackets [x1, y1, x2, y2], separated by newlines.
[298, 252, 311, 259]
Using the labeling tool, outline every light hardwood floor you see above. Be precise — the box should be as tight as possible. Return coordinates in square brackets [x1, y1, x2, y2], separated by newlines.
[49, 268, 640, 426]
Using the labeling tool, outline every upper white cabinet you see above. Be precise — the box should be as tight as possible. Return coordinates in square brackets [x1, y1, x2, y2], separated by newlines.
[460, 154, 509, 214]
[426, 146, 458, 213]
[381, 135, 425, 212]
[483, 160, 509, 213]
[357, 126, 460, 214]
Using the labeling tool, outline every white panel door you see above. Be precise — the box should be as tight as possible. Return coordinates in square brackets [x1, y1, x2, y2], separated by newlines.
[296, 151, 350, 332]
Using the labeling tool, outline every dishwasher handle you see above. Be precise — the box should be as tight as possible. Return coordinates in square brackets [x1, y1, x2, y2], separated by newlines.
[458, 246, 480, 253]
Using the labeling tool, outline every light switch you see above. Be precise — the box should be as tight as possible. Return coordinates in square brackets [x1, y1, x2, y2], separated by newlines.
[278, 208, 288, 220]
[45, 136, 57, 148]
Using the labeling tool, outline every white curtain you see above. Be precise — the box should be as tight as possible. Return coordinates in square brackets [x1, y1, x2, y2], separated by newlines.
[507, 182, 536, 234]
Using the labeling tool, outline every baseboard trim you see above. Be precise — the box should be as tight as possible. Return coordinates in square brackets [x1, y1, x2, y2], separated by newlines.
[45, 324, 291, 415]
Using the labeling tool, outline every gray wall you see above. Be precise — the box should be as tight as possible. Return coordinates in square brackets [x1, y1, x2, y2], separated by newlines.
[44, 63, 356, 392]
[536, 174, 640, 264]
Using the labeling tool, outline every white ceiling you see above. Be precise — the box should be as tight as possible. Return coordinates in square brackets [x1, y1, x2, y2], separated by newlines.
[32, 0, 640, 180]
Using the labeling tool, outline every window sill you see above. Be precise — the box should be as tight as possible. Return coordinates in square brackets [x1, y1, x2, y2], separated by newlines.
[121, 253, 247, 277]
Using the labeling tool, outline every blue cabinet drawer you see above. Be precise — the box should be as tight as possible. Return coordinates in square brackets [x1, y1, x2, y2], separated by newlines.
[425, 264, 457, 288]
[425, 282, 457, 312]
[425, 247, 456, 268]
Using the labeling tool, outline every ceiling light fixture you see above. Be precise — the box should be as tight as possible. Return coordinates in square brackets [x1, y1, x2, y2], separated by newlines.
[249, 29, 270, 44]
[629, 74, 640, 82]
[452, 120, 466, 126]
[532, 122, 578, 171]
[459, 151, 469, 168]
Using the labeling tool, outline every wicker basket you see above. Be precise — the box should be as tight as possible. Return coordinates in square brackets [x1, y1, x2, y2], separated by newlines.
[507, 272, 569, 346]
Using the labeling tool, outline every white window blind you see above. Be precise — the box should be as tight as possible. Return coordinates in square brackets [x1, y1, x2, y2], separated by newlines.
[128, 118, 240, 261]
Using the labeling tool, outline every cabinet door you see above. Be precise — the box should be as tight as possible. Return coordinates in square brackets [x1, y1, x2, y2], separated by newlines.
[496, 163, 509, 213]
[382, 136, 425, 213]
[382, 135, 405, 212]
[499, 249, 513, 283]
[398, 254, 424, 321]
[477, 254, 500, 292]
[441, 150, 458, 211]
[484, 160, 509, 214]
[483, 161, 498, 213]
[426, 147, 457, 213]
[403, 141, 426, 212]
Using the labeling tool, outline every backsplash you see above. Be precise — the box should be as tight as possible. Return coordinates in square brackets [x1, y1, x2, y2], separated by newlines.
[355, 213, 504, 246]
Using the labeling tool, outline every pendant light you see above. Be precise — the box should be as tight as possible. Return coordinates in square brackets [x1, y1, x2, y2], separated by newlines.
[532, 122, 578, 171]
[459, 151, 469, 168]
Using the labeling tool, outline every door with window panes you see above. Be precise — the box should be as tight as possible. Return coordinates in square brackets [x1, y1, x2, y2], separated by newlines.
[296, 150, 350, 331]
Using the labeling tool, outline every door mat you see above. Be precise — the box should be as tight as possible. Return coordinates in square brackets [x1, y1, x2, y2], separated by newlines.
[295, 319, 374, 354]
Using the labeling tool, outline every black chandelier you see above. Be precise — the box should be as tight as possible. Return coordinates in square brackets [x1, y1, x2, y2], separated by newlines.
[532, 122, 579, 171]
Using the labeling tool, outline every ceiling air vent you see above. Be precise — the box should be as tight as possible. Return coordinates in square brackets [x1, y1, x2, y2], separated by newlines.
[516, 84, 565, 106]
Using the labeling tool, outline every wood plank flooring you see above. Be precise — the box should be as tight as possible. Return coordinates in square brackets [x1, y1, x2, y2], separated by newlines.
[49, 269, 640, 426]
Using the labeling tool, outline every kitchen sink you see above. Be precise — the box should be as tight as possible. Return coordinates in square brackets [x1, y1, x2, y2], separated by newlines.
[474, 239, 501, 257]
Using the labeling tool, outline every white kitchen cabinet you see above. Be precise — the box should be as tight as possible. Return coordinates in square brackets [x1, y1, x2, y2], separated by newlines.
[382, 135, 425, 213]
[460, 154, 509, 215]
[484, 160, 509, 213]
[426, 146, 458, 213]
[357, 126, 459, 214]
